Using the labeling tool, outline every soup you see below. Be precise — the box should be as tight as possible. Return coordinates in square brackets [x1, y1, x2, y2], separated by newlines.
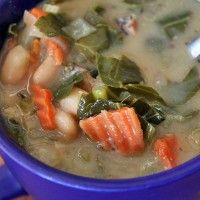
[1, 0, 200, 179]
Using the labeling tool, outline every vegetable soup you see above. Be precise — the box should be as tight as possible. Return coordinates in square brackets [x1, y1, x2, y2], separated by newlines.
[1, 0, 200, 179]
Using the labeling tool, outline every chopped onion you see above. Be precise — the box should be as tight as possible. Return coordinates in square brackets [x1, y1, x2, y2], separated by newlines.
[62, 18, 96, 40]
[43, 4, 60, 14]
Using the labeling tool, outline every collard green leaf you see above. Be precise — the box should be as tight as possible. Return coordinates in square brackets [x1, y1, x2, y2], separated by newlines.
[132, 99, 165, 125]
[107, 26, 123, 46]
[97, 55, 144, 88]
[78, 26, 109, 52]
[70, 43, 98, 75]
[17, 91, 35, 114]
[161, 67, 200, 105]
[77, 94, 122, 119]
[158, 11, 191, 39]
[84, 10, 105, 26]
[125, 84, 166, 105]
[145, 37, 166, 53]
[35, 13, 66, 37]
[139, 117, 156, 143]
[108, 84, 166, 107]
[53, 72, 84, 101]
[94, 6, 106, 15]
[62, 18, 96, 40]
[3, 118, 25, 147]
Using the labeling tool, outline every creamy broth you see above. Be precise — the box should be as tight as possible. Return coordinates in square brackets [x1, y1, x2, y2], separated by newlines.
[1, 0, 200, 179]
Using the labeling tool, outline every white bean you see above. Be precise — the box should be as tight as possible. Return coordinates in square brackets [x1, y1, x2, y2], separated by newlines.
[1, 45, 30, 85]
[59, 87, 87, 116]
[55, 109, 79, 142]
[33, 56, 59, 87]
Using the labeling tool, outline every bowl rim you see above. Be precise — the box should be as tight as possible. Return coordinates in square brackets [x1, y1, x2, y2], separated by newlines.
[1, 127, 200, 192]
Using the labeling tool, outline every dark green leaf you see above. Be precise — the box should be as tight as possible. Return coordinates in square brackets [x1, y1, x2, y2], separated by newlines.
[3, 118, 25, 147]
[94, 6, 105, 15]
[97, 55, 144, 88]
[17, 91, 35, 114]
[107, 26, 123, 46]
[78, 26, 109, 52]
[125, 84, 166, 105]
[139, 117, 156, 143]
[132, 99, 165, 125]
[84, 10, 105, 26]
[158, 11, 191, 39]
[77, 94, 123, 119]
[53, 72, 84, 101]
[160, 67, 200, 105]
[8, 23, 19, 37]
[145, 37, 166, 53]
[35, 13, 66, 37]
[70, 43, 98, 75]
[165, 109, 199, 122]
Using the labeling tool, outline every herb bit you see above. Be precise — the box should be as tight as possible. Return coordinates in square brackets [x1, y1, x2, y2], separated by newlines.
[158, 11, 192, 39]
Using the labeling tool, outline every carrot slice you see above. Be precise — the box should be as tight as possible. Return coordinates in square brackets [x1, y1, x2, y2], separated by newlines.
[79, 107, 144, 155]
[45, 39, 65, 65]
[30, 8, 47, 19]
[32, 84, 56, 130]
[153, 135, 178, 169]
[30, 39, 41, 67]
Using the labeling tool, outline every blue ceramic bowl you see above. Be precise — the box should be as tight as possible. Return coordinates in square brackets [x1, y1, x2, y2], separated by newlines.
[1, 1, 200, 199]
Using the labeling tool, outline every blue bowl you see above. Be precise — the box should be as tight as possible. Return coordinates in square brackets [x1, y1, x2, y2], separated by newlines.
[1, 1, 200, 199]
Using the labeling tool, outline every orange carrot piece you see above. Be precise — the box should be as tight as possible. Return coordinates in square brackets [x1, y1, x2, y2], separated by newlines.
[79, 107, 144, 155]
[45, 39, 65, 65]
[32, 84, 56, 130]
[30, 8, 47, 19]
[153, 135, 178, 169]
[30, 39, 41, 67]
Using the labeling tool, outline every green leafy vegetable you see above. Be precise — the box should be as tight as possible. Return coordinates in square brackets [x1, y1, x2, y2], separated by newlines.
[145, 37, 166, 53]
[3, 118, 25, 147]
[84, 10, 105, 26]
[94, 6, 105, 15]
[158, 11, 191, 39]
[139, 117, 156, 142]
[97, 55, 144, 88]
[62, 18, 97, 40]
[17, 92, 35, 114]
[35, 13, 66, 37]
[78, 26, 109, 52]
[125, 84, 166, 105]
[77, 94, 122, 119]
[107, 26, 123, 46]
[160, 67, 200, 105]
[70, 43, 98, 76]
[53, 72, 84, 101]
[8, 23, 19, 37]
[165, 109, 199, 122]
